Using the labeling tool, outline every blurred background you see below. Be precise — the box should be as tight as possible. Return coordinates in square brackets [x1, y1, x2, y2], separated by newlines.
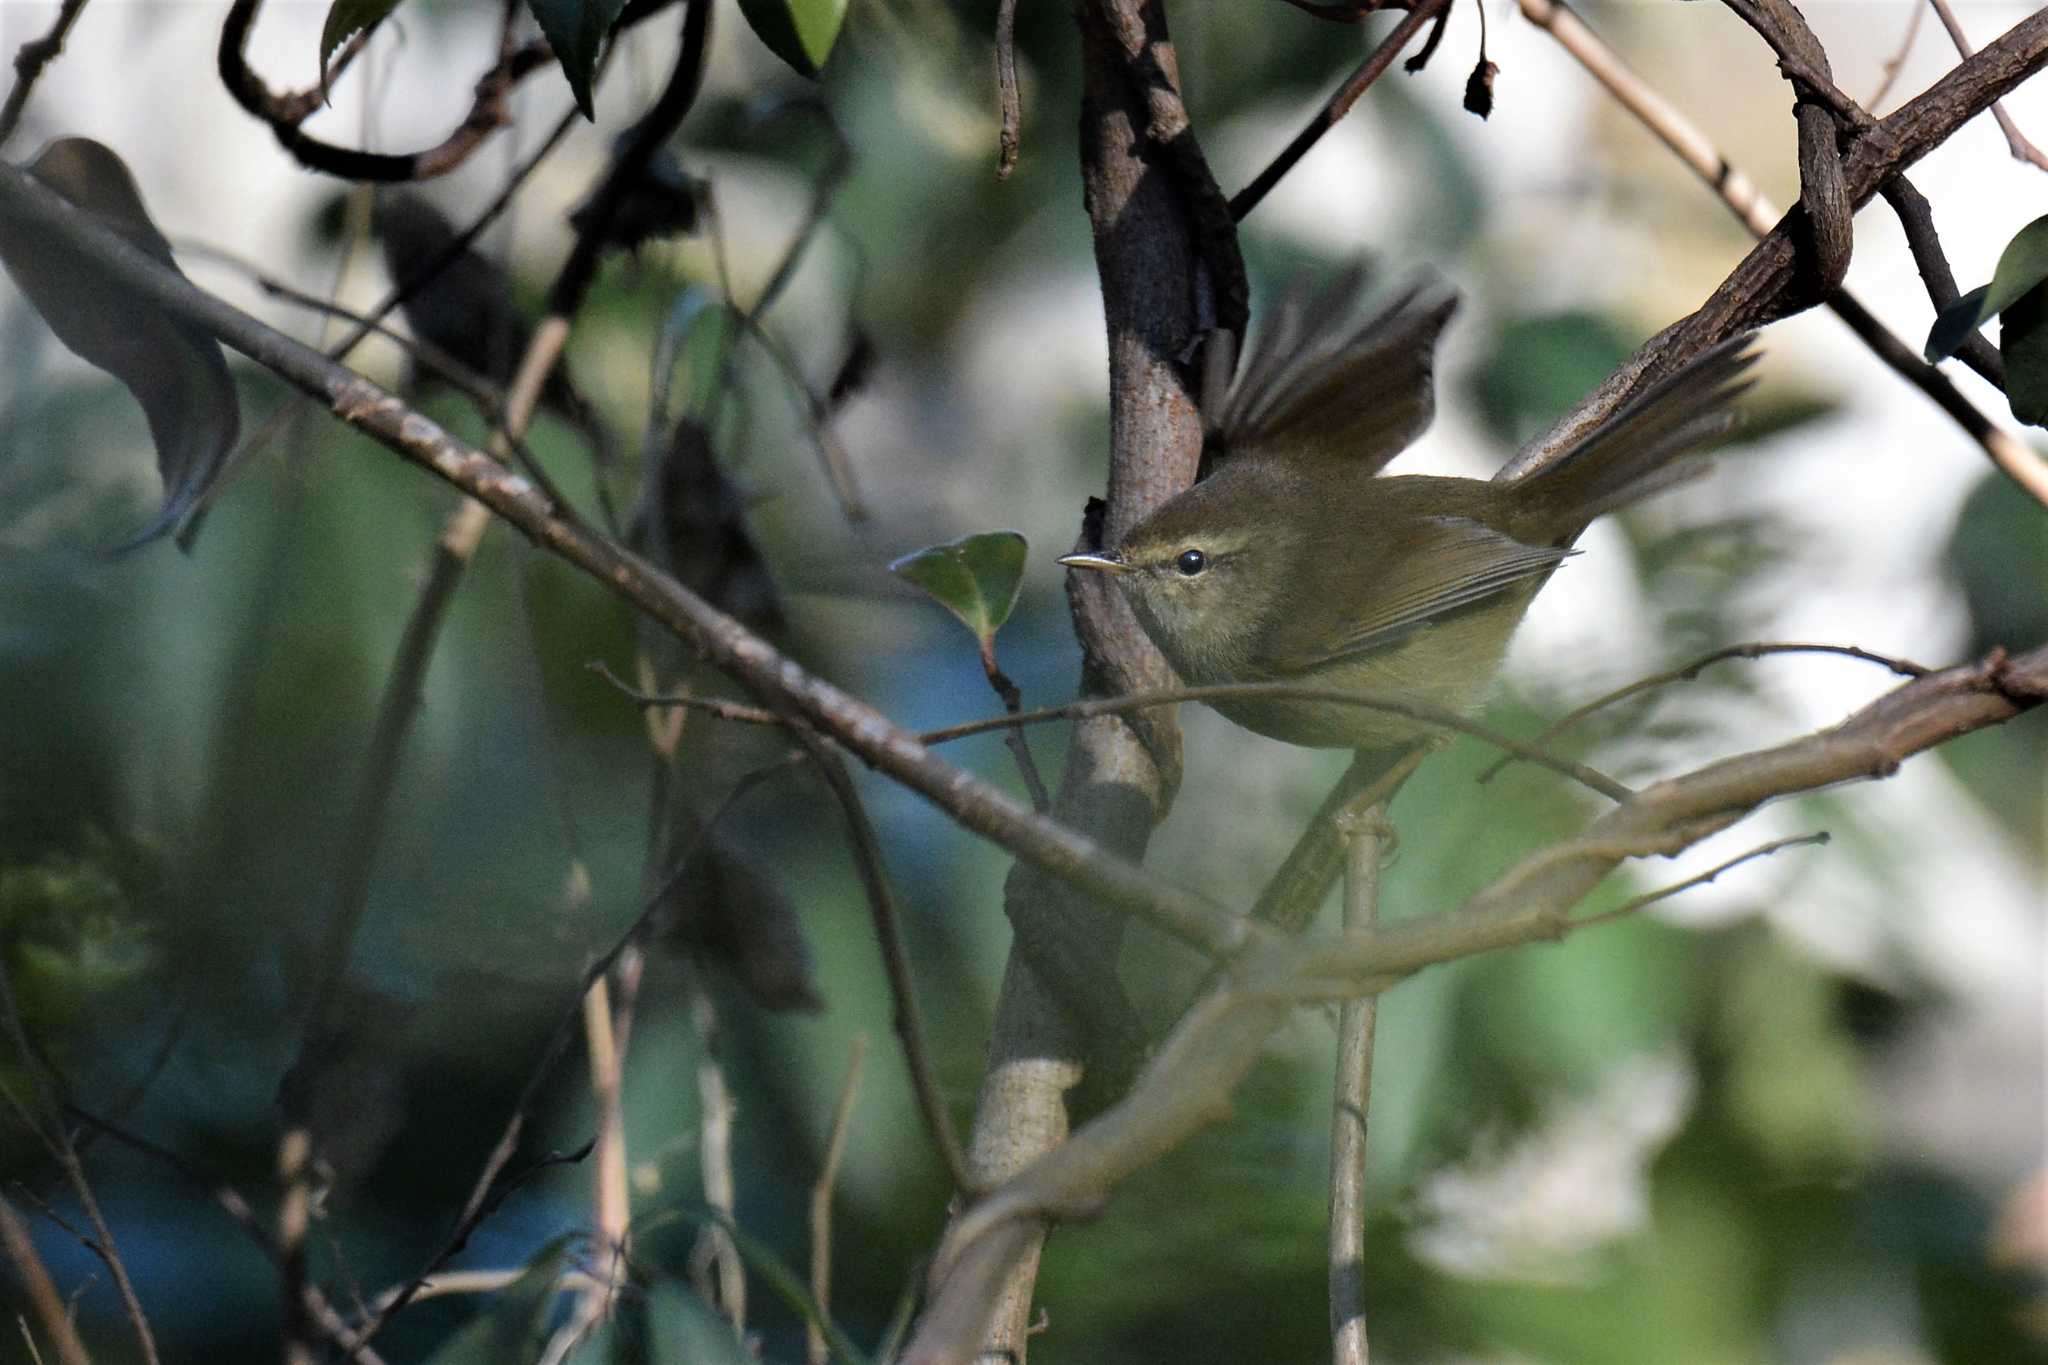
[0, 1, 2043, 1361]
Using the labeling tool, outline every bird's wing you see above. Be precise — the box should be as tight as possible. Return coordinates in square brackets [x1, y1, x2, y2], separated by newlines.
[1212, 271, 1459, 475]
[1260, 516, 1571, 673]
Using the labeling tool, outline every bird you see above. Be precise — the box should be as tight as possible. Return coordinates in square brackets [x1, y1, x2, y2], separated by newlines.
[1059, 273, 1758, 751]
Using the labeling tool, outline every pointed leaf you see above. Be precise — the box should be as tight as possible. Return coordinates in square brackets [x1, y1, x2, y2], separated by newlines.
[526, 0, 628, 118]
[0, 138, 241, 551]
[1924, 283, 1992, 363]
[889, 531, 1028, 646]
[735, 0, 849, 78]
[1999, 281, 2048, 428]
[1982, 214, 2048, 321]
[319, 0, 407, 83]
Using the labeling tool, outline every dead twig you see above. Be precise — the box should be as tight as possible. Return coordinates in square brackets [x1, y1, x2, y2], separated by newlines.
[0, 0, 93, 148]
[1230, 0, 1452, 221]
[1476, 640, 1930, 784]
[1928, 0, 2048, 171]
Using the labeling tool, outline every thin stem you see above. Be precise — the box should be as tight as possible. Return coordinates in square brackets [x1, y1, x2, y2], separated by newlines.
[0, 1192, 91, 1365]
[0, 0, 93, 148]
[1230, 0, 1450, 221]
[1927, 0, 2048, 171]
[1572, 832, 1830, 930]
[1866, 0, 1927, 112]
[794, 731, 974, 1195]
[1476, 640, 1929, 784]
[687, 988, 747, 1329]
[589, 664, 1634, 803]
[995, 0, 1022, 179]
[808, 1034, 869, 1365]
[0, 954, 159, 1365]
[1328, 799, 1386, 1365]
[980, 640, 1053, 813]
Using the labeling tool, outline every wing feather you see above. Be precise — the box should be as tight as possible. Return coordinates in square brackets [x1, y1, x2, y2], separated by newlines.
[1261, 516, 1571, 672]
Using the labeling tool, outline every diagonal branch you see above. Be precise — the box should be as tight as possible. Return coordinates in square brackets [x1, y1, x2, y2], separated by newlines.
[1514, 0, 2045, 509]
[1503, 5, 2048, 479]
[905, 642, 2047, 1365]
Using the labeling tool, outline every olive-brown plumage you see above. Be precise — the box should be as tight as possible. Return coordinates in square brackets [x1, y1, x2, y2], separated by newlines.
[1061, 276, 1758, 750]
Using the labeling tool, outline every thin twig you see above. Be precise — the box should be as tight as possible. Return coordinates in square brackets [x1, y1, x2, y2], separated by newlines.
[995, 0, 1022, 179]
[1572, 832, 1830, 929]
[0, 1192, 90, 1365]
[278, 1128, 316, 1365]
[1476, 641, 1930, 784]
[808, 1033, 869, 1365]
[979, 641, 1053, 813]
[0, 0, 92, 148]
[0, 961, 159, 1365]
[794, 731, 975, 1195]
[1877, 175, 2007, 388]
[1230, 0, 1451, 221]
[546, 0, 711, 320]
[687, 988, 747, 1330]
[703, 99, 866, 519]
[543, 955, 631, 1360]
[1328, 797, 1389, 1365]
[1502, 6, 2048, 484]
[1928, 0, 2048, 171]
[1867, 0, 1927, 112]
[589, 662, 1634, 803]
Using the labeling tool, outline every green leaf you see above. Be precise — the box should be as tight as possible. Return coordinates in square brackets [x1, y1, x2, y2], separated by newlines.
[1924, 283, 1992, 363]
[735, 0, 849, 78]
[319, 0, 406, 83]
[1981, 213, 2048, 321]
[0, 138, 241, 550]
[2000, 280, 2048, 427]
[888, 531, 1028, 647]
[526, 0, 628, 118]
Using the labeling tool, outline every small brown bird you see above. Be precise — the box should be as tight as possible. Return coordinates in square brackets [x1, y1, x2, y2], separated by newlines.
[1061, 276, 1757, 750]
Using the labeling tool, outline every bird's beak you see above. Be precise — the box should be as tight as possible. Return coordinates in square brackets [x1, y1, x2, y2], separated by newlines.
[1057, 551, 1128, 575]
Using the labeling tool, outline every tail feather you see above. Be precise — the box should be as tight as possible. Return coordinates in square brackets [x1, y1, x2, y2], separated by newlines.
[1511, 335, 1759, 538]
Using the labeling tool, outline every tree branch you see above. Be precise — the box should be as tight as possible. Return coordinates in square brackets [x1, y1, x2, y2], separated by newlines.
[906, 642, 2047, 1365]
[216, 0, 559, 182]
[1503, 5, 2048, 478]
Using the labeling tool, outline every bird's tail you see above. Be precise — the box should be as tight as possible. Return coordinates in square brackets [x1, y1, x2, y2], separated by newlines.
[1509, 335, 1760, 539]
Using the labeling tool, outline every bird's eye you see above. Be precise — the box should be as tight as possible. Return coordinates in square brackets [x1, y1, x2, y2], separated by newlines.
[1175, 548, 1207, 577]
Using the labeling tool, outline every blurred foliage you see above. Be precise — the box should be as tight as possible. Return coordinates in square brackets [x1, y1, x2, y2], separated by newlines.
[0, 3, 2040, 1363]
